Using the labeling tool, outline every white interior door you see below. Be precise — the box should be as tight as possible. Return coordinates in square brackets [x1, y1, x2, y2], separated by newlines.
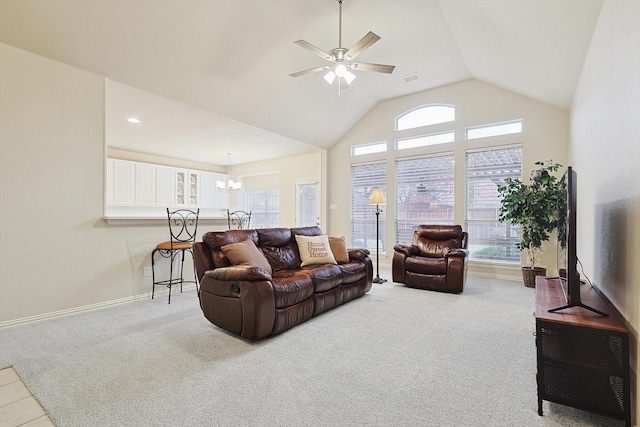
[296, 179, 320, 227]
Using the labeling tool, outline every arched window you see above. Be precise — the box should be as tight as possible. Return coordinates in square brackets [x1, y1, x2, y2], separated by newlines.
[395, 104, 455, 131]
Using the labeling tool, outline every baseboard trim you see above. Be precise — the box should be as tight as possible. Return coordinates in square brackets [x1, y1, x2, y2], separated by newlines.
[0, 285, 197, 330]
[468, 261, 523, 282]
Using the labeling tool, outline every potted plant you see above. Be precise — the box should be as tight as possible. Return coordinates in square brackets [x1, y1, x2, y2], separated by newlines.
[496, 160, 563, 287]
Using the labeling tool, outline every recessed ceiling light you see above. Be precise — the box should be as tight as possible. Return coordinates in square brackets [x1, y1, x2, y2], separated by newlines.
[127, 117, 141, 124]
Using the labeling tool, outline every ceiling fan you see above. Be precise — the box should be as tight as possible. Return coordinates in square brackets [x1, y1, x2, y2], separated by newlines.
[289, 0, 395, 95]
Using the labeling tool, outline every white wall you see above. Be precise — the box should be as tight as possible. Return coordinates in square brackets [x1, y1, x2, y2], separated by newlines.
[0, 43, 325, 325]
[571, 0, 640, 420]
[326, 78, 569, 279]
[0, 43, 208, 324]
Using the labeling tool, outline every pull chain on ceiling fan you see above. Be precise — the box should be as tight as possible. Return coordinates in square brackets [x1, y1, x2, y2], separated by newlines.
[290, 0, 395, 95]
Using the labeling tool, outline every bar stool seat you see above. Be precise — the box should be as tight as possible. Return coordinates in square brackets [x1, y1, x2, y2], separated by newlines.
[155, 241, 193, 251]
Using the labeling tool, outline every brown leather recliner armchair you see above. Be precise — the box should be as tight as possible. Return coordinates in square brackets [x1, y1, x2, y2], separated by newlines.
[392, 225, 468, 293]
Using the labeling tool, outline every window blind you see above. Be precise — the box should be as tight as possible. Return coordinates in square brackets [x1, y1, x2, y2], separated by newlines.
[245, 188, 279, 228]
[395, 153, 455, 245]
[351, 162, 386, 254]
[465, 146, 522, 263]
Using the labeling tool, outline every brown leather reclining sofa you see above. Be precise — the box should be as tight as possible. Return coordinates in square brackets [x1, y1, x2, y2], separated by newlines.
[193, 226, 373, 340]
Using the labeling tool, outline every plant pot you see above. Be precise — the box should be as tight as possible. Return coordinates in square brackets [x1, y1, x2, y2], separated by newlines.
[522, 266, 546, 288]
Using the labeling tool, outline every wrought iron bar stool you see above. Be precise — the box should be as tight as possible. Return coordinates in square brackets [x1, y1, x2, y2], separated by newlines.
[152, 208, 199, 303]
[227, 209, 252, 229]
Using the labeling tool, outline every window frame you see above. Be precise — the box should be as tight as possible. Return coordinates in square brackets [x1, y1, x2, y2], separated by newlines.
[466, 119, 523, 140]
[395, 104, 456, 131]
[351, 141, 387, 156]
[243, 188, 280, 228]
[394, 152, 455, 246]
[465, 145, 523, 264]
[395, 131, 455, 151]
[350, 161, 387, 255]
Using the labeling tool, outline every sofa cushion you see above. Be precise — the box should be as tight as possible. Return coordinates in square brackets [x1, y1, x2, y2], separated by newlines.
[221, 239, 272, 275]
[301, 264, 343, 293]
[258, 228, 301, 271]
[295, 234, 337, 267]
[336, 261, 367, 283]
[413, 225, 463, 258]
[406, 256, 447, 275]
[271, 270, 314, 308]
[203, 230, 259, 268]
[329, 236, 350, 264]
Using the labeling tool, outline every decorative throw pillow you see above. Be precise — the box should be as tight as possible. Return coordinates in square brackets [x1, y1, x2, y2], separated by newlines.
[221, 239, 272, 274]
[328, 236, 350, 264]
[295, 234, 337, 267]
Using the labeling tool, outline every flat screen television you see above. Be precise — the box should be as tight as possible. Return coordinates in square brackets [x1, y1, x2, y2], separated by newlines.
[548, 166, 606, 316]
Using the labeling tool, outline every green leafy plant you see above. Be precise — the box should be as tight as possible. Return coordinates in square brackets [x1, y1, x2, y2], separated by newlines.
[497, 160, 563, 267]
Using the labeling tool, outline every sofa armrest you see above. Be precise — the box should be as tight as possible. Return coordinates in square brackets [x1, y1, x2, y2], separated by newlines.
[393, 244, 419, 256]
[193, 241, 214, 283]
[347, 248, 370, 261]
[444, 248, 469, 258]
[199, 273, 275, 341]
[445, 250, 468, 293]
[205, 266, 272, 282]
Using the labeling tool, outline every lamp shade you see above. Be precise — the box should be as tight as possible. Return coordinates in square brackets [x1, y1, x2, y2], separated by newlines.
[368, 188, 387, 205]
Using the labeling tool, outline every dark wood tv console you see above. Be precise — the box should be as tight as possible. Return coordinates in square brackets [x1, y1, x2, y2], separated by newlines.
[535, 275, 631, 426]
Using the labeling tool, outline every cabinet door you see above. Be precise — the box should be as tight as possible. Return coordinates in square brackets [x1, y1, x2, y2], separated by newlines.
[156, 166, 175, 207]
[188, 172, 199, 206]
[176, 170, 187, 206]
[106, 158, 115, 205]
[135, 163, 156, 206]
[110, 159, 134, 206]
[200, 172, 216, 209]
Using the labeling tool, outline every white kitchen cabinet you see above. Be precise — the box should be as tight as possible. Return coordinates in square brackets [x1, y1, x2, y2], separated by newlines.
[107, 158, 135, 206]
[135, 163, 156, 206]
[106, 159, 228, 218]
[200, 172, 216, 209]
[176, 170, 200, 207]
[156, 166, 175, 207]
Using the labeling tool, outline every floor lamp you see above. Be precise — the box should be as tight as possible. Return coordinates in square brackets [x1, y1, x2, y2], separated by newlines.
[369, 188, 387, 283]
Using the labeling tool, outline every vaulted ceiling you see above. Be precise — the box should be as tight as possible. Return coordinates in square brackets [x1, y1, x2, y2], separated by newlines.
[0, 0, 603, 165]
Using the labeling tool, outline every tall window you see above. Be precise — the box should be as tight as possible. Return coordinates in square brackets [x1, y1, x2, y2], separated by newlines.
[466, 146, 522, 263]
[395, 154, 455, 245]
[351, 162, 386, 254]
[244, 189, 279, 228]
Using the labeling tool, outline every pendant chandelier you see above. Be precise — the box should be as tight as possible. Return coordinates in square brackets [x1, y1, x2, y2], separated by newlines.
[216, 153, 242, 192]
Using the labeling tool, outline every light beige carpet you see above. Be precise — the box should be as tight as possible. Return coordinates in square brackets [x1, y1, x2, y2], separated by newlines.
[0, 273, 623, 426]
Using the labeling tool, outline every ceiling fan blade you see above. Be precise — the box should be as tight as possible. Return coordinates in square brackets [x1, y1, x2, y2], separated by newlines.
[351, 62, 395, 74]
[289, 66, 330, 78]
[345, 31, 381, 60]
[293, 40, 333, 61]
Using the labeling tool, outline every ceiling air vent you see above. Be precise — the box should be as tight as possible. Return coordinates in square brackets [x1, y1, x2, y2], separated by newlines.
[401, 73, 420, 83]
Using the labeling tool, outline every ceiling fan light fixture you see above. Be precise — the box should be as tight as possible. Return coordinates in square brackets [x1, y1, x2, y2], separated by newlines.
[344, 71, 356, 85]
[334, 62, 348, 77]
[290, 0, 395, 95]
[324, 71, 336, 85]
